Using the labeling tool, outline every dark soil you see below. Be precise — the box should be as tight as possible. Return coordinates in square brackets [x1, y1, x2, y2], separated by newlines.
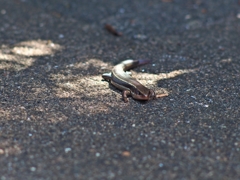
[0, 0, 239, 179]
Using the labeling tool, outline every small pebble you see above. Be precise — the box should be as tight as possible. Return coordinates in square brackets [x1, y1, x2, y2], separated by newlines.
[1, 9, 6, 15]
[122, 151, 131, 157]
[237, 13, 240, 19]
[0, 149, 4, 154]
[133, 34, 147, 40]
[65, 147, 71, 153]
[30, 167, 36, 172]
[185, 14, 191, 20]
[58, 34, 64, 39]
[119, 8, 125, 14]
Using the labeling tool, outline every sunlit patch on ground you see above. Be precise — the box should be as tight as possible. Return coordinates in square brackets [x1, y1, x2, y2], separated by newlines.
[11, 40, 62, 56]
[0, 140, 22, 156]
[67, 58, 110, 70]
[50, 59, 197, 114]
[0, 40, 62, 71]
[50, 59, 116, 114]
[50, 59, 110, 97]
[0, 50, 35, 71]
[135, 69, 197, 84]
[1, 51, 198, 117]
[0, 108, 13, 121]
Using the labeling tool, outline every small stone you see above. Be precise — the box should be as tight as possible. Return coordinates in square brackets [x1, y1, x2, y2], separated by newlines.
[122, 151, 131, 157]
[185, 14, 191, 20]
[159, 163, 164, 167]
[1, 9, 6, 15]
[186, 20, 202, 30]
[133, 34, 147, 40]
[119, 8, 125, 14]
[237, 13, 240, 19]
[58, 34, 64, 39]
[65, 147, 71, 153]
[0, 149, 4, 154]
[30, 167, 36, 171]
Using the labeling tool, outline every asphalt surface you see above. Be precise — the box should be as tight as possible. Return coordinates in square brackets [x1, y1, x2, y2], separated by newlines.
[0, 0, 240, 179]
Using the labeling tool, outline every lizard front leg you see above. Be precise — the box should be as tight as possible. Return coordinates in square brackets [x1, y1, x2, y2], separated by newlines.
[122, 90, 131, 103]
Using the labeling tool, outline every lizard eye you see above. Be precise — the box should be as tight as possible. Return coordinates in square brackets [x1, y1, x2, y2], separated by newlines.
[133, 89, 140, 95]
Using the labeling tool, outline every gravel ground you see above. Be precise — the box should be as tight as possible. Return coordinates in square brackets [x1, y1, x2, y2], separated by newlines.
[0, 0, 239, 179]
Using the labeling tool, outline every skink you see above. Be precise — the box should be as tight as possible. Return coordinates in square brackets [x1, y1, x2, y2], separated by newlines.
[102, 59, 168, 102]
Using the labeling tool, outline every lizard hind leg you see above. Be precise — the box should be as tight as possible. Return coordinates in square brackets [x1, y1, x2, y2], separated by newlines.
[122, 90, 131, 103]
